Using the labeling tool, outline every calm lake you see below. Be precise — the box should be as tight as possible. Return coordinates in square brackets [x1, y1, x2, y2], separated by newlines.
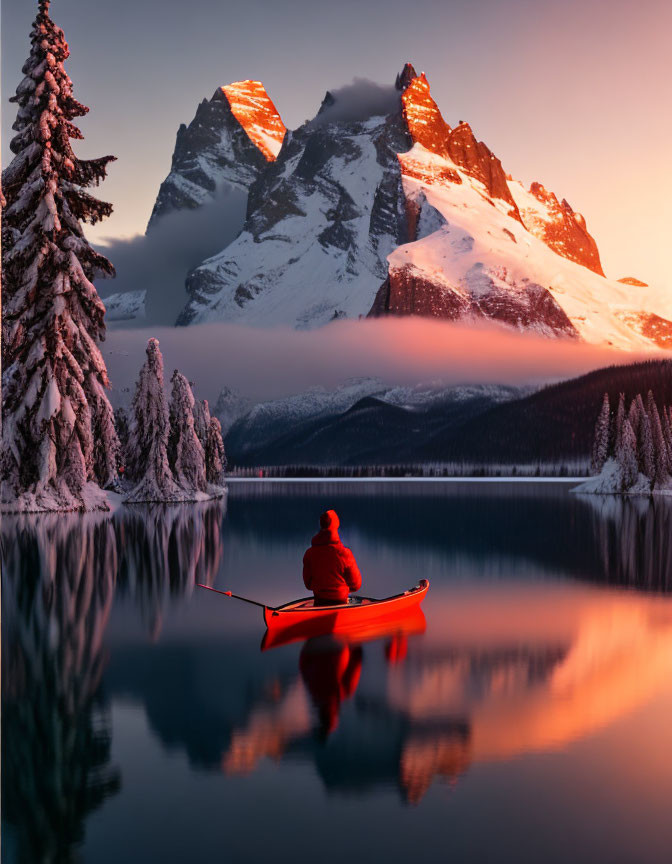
[3, 481, 672, 864]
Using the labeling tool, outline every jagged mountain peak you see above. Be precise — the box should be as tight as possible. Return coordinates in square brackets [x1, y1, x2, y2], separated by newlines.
[220, 80, 286, 160]
[395, 62, 419, 91]
[148, 80, 285, 228]
[400, 72, 519, 218]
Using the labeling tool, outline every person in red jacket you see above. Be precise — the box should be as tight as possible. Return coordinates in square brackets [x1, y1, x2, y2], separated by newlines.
[303, 510, 362, 605]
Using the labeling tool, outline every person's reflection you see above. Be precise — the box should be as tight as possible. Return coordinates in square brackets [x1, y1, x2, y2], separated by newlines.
[299, 637, 363, 738]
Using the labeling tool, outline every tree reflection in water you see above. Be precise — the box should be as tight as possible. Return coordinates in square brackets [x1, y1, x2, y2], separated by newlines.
[117, 500, 226, 638]
[4, 487, 672, 861]
[1, 514, 120, 864]
[582, 494, 672, 591]
[1, 499, 226, 864]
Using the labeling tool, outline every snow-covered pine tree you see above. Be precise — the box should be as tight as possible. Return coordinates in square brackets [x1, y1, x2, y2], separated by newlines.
[663, 407, 672, 470]
[192, 398, 211, 448]
[647, 392, 669, 487]
[639, 412, 655, 484]
[617, 418, 638, 492]
[614, 393, 626, 452]
[168, 370, 207, 495]
[1, 0, 119, 511]
[113, 406, 130, 475]
[590, 392, 611, 474]
[125, 339, 182, 503]
[627, 396, 642, 442]
[205, 416, 227, 485]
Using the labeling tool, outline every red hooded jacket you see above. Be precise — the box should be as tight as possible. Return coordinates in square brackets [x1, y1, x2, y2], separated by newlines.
[302, 511, 362, 603]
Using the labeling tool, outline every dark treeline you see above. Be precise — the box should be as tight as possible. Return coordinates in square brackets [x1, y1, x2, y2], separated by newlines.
[428, 359, 672, 465]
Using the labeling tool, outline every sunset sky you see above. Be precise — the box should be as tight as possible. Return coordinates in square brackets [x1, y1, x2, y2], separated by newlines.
[2, 0, 670, 290]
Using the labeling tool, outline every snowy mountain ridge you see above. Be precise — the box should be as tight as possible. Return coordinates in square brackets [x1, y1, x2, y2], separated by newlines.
[140, 63, 671, 350]
[220, 379, 523, 459]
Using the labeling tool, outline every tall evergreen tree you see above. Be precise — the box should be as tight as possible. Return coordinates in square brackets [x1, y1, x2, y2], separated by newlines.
[125, 339, 182, 503]
[113, 406, 130, 474]
[205, 416, 227, 485]
[614, 392, 626, 452]
[627, 396, 643, 442]
[663, 407, 672, 470]
[192, 397, 211, 449]
[168, 370, 207, 494]
[1, 0, 119, 510]
[638, 412, 655, 483]
[617, 418, 638, 492]
[647, 391, 669, 487]
[590, 392, 610, 474]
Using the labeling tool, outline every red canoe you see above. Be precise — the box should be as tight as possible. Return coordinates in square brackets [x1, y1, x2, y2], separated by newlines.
[196, 579, 430, 648]
[261, 602, 427, 651]
[263, 578, 429, 637]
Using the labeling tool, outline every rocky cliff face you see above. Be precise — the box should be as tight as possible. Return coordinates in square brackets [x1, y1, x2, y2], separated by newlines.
[178, 98, 412, 326]
[508, 180, 604, 275]
[148, 82, 285, 229]
[370, 265, 578, 337]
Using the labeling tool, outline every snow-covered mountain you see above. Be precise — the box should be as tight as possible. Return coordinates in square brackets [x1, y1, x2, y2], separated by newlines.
[178, 101, 410, 326]
[145, 63, 671, 349]
[223, 378, 522, 463]
[148, 81, 286, 228]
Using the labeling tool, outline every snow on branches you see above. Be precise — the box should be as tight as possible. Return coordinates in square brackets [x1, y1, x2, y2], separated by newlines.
[205, 417, 227, 485]
[1, 0, 119, 511]
[580, 390, 672, 495]
[124, 339, 226, 503]
[125, 339, 183, 504]
[168, 370, 207, 494]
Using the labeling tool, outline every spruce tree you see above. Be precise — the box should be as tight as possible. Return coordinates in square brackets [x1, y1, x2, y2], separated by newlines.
[590, 392, 610, 475]
[614, 393, 626, 452]
[1, 0, 119, 510]
[125, 339, 182, 503]
[663, 407, 672, 470]
[168, 370, 207, 494]
[647, 393, 669, 488]
[205, 416, 227, 485]
[639, 412, 655, 484]
[627, 396, 642, 442]
[192, 398, 211, 449]
[113, 406, 130, 476]
[617, 418, 638, 492]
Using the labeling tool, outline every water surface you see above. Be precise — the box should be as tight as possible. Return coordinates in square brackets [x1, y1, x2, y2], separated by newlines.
[3, 482, 672, 864]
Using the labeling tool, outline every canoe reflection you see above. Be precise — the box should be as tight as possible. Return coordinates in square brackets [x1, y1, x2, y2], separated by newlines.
[223, 612, 472, 804]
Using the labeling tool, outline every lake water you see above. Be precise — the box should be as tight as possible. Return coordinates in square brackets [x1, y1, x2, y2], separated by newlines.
[3, 481, 672, 864]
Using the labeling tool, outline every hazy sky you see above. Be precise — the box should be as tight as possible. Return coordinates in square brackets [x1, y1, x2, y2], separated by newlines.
[2, 0, 671, 288]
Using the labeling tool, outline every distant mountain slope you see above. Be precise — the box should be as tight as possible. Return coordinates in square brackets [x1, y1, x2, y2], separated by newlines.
[224, 382, 524, 466]
[224, 360, 672, 467]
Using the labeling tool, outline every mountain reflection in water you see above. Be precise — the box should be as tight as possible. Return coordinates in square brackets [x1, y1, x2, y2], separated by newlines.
[3, 483, 672, 864]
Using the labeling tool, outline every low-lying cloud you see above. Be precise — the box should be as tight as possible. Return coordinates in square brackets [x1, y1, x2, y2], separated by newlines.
[102, 317, 653, 406]
[311, 78, 400, 126]
[95, 184, 247, 326]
